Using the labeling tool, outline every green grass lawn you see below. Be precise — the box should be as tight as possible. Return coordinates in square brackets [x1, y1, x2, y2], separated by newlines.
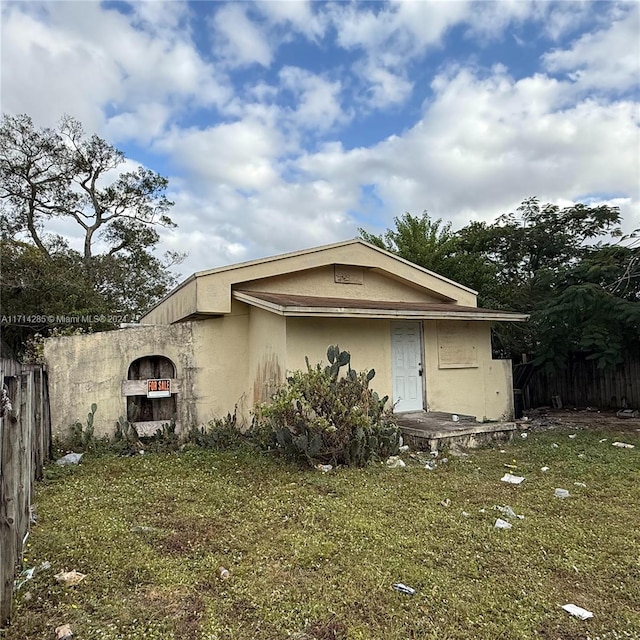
[6, 425, 640, 640]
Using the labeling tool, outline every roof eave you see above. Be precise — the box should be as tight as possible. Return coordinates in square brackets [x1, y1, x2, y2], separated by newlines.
[233, 291, 528, 322]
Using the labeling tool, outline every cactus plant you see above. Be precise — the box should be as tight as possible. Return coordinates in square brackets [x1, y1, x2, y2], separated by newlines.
[256, 345, 400, 467]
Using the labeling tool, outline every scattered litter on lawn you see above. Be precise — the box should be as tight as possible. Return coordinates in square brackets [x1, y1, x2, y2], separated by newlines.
[504, 463, 518, 469]
[541, 466, 550, 472]
[130, 525, 158, 533]
[561, 604, 593, 620]
[55, 453, 83, 466]
[54, 570, 86, 586]
[574, 482, 587, 488]
[399, 444, 410, 453]
[551, 443, 559, 449]
[495, 505, 524, 520]
[479, 508, 486, 513]
[424, 461, 436, 471]
[219, 567, 230, 580]
[392, 583, 416, 595]
[386, 456, 406, 468]
[14, 561, 51, 590]
[554, 488, 570, 499]
[599, 438, 607, 443]
[440, 498, 451, 508]
[499, 449, 507, 453]
[316, 464, 333, 473]
[569, 434, 577, 439]
[55, 623, 73, 639]
[501, 473, 525, 485]
[462, 511, 470, 517]
[494, 518, 512, 529]
[612, 442, 635, 449]
[520, 433, 528, 439]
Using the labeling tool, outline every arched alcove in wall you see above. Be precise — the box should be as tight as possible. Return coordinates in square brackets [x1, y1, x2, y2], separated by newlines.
[126, 355, 177, 425]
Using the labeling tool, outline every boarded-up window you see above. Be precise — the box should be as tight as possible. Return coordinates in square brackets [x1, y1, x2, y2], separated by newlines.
[127, 356, 177, 423]
[436, 321, 478, 368]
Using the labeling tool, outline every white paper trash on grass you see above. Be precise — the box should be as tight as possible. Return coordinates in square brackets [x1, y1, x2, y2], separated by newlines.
[612, 442, 635, 449]
[561, 604, 593, 620]
[494, 518, 512, 529]
[554, 488, 570, 499]
[501, 473, 525, 485]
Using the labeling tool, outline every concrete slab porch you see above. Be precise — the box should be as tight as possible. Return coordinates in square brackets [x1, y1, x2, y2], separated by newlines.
[395, 411, 518, 452]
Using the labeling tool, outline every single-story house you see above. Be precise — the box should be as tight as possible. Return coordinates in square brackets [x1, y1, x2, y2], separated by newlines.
[44, 239, 527, 438]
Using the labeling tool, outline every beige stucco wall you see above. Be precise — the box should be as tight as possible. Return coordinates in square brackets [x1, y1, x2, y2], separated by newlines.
[285, 317, 393, 403]
[248, 305, 286, 409]
[423, 320, 513, 421]
[189, 300, 251, 426]
[239, 265, 442, 303]
[44, 324, 198, 438]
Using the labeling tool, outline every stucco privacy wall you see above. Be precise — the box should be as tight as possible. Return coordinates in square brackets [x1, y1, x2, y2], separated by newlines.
[285, 317, 393, 403]
[44, 324, 197, 438]
[423, 320, 513, 420]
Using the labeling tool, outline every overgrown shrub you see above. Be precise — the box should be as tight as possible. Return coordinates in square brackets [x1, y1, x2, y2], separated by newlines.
[70, 403, 98, 452]
[112, 416, 142, 455]
[142, 419, 180, 453]
[254, 345, 400, 467]
[185, 408, 246, 450]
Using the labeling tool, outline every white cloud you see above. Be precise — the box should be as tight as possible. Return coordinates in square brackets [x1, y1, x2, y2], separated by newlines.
[463, 0, 537, 40]
[279, 67, 346, 131]
[294, 64, 639, 241]
[210, 3, 272, 68]
[104, 103, 171, 145]
[327, 1, 472, 111]
[1, 2, 231, 139]
[256, 0, 325, 40]
[155, 119, 283, 191]
[542, 4, 640, 93]
[360, 64, 414, 108]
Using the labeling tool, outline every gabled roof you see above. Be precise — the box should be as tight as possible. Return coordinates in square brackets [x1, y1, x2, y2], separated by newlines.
[141, 239, 485, 324]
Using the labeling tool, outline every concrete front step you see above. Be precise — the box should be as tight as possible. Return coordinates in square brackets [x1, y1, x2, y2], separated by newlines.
[395, 411, 518, 452]
[400, 423, 517, 452]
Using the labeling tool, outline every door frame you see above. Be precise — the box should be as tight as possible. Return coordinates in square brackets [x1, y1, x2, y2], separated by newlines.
[390, 320, 425, 413]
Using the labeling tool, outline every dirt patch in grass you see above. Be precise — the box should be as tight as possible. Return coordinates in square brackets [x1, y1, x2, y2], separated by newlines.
[536, 617, 591, 640]
[302, 617, 348, 639]
[152, 513, 225, 556]
[135, 586, 206, 639]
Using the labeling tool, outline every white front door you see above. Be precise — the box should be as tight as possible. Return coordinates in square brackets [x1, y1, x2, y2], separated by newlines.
[391, 322, 423, 412]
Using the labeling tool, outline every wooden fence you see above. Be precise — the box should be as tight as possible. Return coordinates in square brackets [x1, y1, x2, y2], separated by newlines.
[516, 354, 640, 410]
[0, 359, 51, 627]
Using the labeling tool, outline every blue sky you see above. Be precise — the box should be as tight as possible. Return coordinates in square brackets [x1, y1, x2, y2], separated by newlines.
[2, 0, 639, 275]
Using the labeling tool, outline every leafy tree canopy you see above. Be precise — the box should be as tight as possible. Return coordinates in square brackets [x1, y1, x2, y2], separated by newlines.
[0, 114, 184, 358]
[360, 198, 639, 369]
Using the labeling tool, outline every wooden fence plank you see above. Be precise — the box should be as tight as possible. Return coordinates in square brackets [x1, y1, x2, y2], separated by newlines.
[0, 363, 51, 628]
[522, 354, 640, 409]
[0, 382, 20, 626]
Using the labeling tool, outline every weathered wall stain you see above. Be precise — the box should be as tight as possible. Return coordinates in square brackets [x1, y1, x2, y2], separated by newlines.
[253, 352, 283, 405]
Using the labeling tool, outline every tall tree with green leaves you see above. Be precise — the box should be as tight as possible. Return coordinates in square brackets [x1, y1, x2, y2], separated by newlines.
[0, 113, 184, 357]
